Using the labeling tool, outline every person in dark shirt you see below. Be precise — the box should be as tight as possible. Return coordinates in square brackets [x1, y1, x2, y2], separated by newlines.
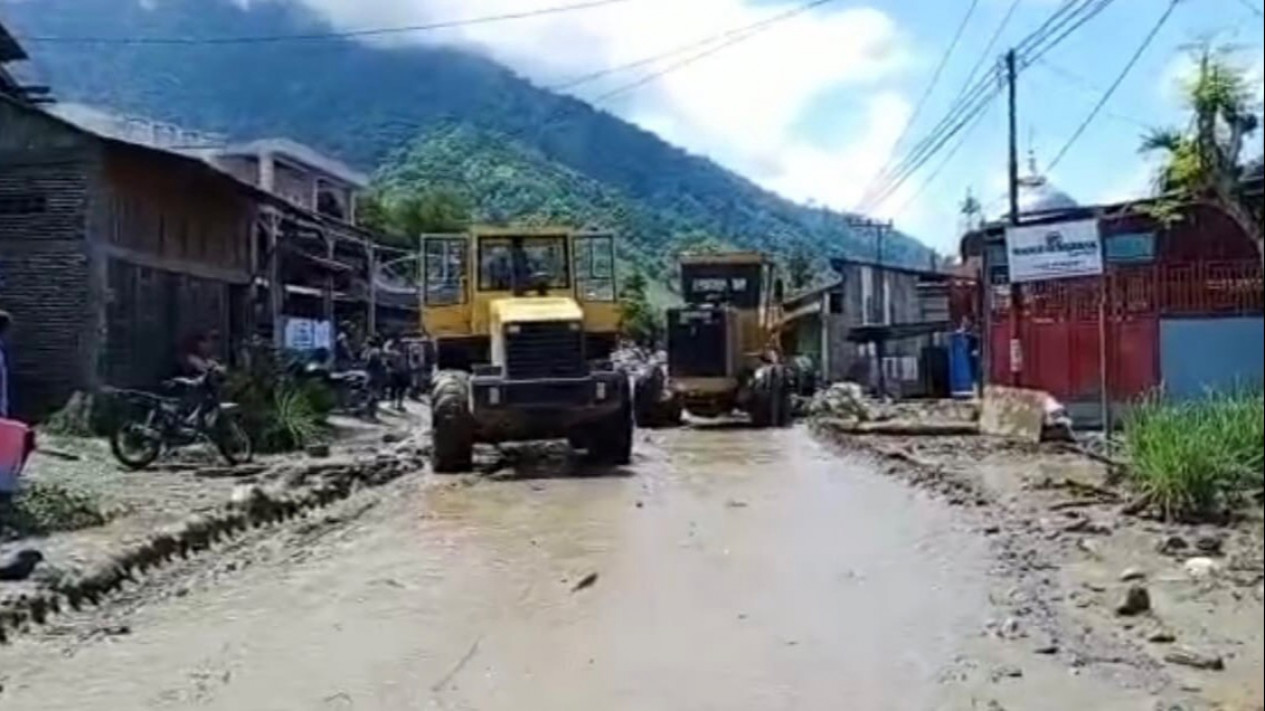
[178, 331, 224, 379]
[383, 338, 409, 412]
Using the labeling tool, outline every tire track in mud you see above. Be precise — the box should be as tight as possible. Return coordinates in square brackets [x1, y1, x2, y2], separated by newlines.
[1, 449, 426, 646]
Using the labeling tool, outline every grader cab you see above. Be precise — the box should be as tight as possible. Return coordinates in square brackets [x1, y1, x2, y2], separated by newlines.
[420, 228, 632, 472]
[635, 251, 793, 428]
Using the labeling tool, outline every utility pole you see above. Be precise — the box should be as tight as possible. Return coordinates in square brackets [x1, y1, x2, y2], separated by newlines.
[1005, 48, 1022, 387]
[844, 216, 895, 396]
[844, 217, 894, 267]
[1006, 49, 1020, 227]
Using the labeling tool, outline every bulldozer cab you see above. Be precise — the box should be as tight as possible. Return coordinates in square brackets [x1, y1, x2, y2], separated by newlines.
[673, 252, 784, 376]
[421, 227, 634, 473]
[641, 251, 792, 427]
[420, 228, 620, 370]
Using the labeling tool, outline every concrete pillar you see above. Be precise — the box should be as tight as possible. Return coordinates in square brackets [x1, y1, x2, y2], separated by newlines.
[259, 152, 276, 193]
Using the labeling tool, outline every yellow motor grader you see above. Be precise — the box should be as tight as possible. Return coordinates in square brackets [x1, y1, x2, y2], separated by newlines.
[420, 228, 632, 472]
[634, 251, 793, 428]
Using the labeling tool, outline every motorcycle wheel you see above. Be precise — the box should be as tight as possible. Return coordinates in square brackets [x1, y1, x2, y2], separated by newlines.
[212, 414, 255, 466]
[110, 414, 164, 470]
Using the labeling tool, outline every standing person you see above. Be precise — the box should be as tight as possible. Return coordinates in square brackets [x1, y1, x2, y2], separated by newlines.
[362, 337, 387, 419]
[1, 310, 14, 420]
[384, 337, 408, 412]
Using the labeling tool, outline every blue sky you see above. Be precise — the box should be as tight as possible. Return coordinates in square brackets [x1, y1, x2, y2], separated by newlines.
[292, 0, 1265, 253]
[855, 0, 1265, 250]
[12, 0, 1258, 253]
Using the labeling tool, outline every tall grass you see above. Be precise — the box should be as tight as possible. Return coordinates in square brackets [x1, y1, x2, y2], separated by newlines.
[1122, 388, 1264, 520]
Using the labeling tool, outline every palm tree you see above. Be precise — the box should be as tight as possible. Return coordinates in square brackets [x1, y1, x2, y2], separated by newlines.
[1141, 45, 1262, 260]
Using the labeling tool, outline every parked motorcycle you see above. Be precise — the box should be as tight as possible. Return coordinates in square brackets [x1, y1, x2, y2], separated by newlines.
[289, 359, 375, 418]
[107, 372, 253, 470]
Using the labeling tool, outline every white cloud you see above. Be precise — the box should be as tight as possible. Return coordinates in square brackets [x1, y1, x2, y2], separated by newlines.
[1095, 160, 1156, 205]
[1160, 46, 1265, 108]
[285, 0, 912, 217]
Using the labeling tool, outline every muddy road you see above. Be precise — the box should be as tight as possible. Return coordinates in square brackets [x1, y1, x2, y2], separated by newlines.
[2, 426, 1158, 710]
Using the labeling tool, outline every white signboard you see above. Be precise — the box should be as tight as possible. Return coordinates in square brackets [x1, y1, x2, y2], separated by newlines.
[1005, 218, 1103, 283]
[283, 318, 333, 352]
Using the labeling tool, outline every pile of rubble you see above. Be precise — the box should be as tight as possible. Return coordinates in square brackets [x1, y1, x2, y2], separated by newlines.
[807, 382, 875, 421]
[0, 442, 427, 644]
[806, 382, 983, 436]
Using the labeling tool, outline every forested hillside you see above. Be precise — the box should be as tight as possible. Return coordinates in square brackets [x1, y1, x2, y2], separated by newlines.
[3, 0, 931, 275]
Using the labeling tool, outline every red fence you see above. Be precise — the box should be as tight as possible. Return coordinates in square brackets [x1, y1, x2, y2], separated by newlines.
[988, 261, 1262, 401]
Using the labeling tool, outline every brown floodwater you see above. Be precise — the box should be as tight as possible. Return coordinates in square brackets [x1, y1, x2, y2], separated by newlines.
[2, 426, 1005, 710]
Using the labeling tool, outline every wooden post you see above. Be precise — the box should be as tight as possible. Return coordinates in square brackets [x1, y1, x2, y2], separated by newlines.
[322, 230, 335, 342]
[1098, 238, 1112, 439]
[366, 243, 378, 338]
[267, 210, 284, 349]
[1006, 49, 1023, 387]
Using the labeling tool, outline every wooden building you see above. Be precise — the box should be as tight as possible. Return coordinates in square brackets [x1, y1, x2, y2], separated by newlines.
[0, 95, 413, 418]
[781, 259, 964, 397]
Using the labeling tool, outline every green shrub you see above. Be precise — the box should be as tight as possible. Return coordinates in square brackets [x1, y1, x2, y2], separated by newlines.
[1, 482, 108, 540]
[1122, 388, 1264, 520]
[258, 384, 324, 452]
[226, 346, 331, 453]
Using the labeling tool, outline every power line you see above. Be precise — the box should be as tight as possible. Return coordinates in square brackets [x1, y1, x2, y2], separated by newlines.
[957, 0, 1022, 98]
[859, 1, 1096, 211]
[1233, 0, 1264, 19]
[859, 0, 981, 207]
[1046, 0, 1181, 171]
[873, 0, 1018, 213]
[1017, 0, 1115, 67]
[892, 93, 997, 217]
[587, 2, 834, 104]
[553, 0, 835, 95]
[18, 0, 636, 45]
[515, 0, 839, 143]
[1034, 58, 1151, 128]
[864, 82, 1004, 210]
[861, 0, 1121, 212]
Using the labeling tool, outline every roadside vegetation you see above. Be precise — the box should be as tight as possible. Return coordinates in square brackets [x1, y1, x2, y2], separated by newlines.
[1122, 388, 1264, 520]
[617, 271, 662, 346]
[227, 349, 333, 454]
[1, 482, 108, 541]
[1141, 43, 1263, 262]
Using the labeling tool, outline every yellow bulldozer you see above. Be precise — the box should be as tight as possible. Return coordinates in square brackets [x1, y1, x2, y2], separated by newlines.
[634, 251, 793, 428]
[420, 227, 632, 472]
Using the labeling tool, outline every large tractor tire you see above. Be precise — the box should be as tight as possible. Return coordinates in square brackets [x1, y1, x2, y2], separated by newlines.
[749, 364, 791, 429]
[587, 380, 634, 466]
[431, 371, 475, 473]
[633, 365, 681, 429]
[773, 365, 794, 428]
[749, 366, 775, 428]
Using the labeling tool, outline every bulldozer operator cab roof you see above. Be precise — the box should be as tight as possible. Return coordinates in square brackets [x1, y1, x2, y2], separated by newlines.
[679, 252, 772, 309]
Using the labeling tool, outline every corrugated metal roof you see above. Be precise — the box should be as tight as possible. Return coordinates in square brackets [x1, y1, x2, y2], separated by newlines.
[0, 21, 28, 63]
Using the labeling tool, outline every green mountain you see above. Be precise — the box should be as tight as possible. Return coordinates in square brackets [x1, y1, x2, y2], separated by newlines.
[3, 0, 930, 276]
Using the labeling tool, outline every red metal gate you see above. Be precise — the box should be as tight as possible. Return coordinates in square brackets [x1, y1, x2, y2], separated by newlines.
[989, 261, 1262, 402]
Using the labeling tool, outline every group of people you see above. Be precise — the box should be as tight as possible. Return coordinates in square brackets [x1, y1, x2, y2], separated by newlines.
[336, 327, 429, 413]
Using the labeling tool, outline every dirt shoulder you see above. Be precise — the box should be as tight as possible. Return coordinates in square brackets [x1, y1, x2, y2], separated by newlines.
[1, 406, 427, 646]
[812, 420, 1265, 711]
